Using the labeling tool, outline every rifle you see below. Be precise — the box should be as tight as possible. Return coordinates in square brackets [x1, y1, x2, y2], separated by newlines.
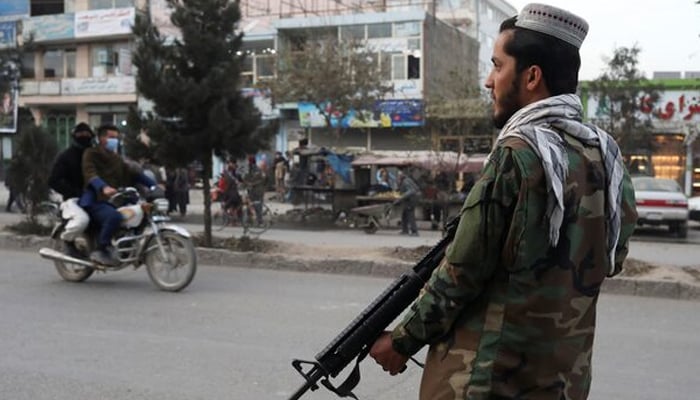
[288, 217, 460, 400]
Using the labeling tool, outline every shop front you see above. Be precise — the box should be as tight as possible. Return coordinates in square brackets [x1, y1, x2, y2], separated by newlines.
[584, 80, 700, 195]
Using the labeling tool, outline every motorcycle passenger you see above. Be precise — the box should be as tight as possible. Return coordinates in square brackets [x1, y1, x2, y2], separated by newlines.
[48, 122, 94, 258]
[79, 124, 157, 266]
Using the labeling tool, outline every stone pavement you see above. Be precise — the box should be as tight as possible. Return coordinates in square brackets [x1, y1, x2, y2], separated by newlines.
[1, 182, 699, 301]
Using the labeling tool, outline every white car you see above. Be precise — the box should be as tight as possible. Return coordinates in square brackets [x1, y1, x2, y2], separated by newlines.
[689, 196, 700, 222]
[632, 176, 689, 238]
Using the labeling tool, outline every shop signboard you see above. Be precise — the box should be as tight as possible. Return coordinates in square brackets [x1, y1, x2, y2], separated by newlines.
[75, 8, 135, 38]
[0, 0, 29, 22]
[298, 99, 424, 128]
[61, 76, 136, 95]
[587, 90, 700, 124]
[0, 22, 16, 48]
[23, 14, 75, 42]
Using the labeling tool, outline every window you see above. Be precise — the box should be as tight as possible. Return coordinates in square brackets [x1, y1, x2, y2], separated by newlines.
[394, 21, 420, 37]
[392, 54, 406, 80]
[367, 23, 392, 39]
[380, 52, 392, 80]
[43, 49, 76, 78]
[256, 55, 275, 78]
[91, 42, 132, 76]
[89, 0, 133, 9]
[21, 53, 35, 79]
[340, 25, 365, 40]
[31, 0, 63, 16]
[407, 55, 420, 79]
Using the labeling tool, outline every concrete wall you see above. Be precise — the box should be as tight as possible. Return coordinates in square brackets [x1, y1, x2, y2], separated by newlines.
[423, 14, 479, 101]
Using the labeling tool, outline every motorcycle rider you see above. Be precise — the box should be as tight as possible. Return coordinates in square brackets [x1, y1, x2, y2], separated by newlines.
[80, 123, 157, 266]
[48, 122, 94, 258]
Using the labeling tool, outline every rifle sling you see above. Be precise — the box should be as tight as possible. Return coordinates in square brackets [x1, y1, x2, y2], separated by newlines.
[320, 347, 370, 399]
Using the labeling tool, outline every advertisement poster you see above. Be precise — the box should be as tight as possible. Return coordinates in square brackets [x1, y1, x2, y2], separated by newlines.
[0, 89, 18, 134]
[298, 99, 424, 128]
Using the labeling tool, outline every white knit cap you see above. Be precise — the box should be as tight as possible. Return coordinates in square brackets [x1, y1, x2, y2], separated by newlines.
[515, 3, 589, 49]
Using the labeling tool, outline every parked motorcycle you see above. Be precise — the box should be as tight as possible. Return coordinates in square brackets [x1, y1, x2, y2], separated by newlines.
[39, 187, 197, 292]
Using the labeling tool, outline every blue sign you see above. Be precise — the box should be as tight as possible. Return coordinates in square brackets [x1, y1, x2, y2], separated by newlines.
[0, 0, 29, 21]
[298, 99, 424, 128]
[0, 21, 16, 48]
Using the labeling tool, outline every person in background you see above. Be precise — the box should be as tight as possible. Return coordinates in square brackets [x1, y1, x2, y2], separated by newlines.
[173, 167, 189, 217]
[273, 151, 288, 201]
[47, 122, 94, 258]
[396, 168, 420, 236]
[370, 4, 638, 399]
[80, 124, 157, 266]
[4, 162, 25, 213]
[244, 156, 266, 225]
[220, 160, 242, 217]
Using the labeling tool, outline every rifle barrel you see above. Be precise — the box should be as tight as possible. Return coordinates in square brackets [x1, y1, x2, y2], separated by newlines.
[287, 365, 325, 400]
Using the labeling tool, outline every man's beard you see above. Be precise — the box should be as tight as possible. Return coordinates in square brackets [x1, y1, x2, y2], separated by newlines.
[492, 78, 521, 129]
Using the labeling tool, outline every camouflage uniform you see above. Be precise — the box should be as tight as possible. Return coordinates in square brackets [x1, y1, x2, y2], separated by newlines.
[391, 133, 638, 399]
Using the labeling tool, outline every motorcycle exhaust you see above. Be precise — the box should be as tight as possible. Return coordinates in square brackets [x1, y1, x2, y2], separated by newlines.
[39, 247, 95, 269]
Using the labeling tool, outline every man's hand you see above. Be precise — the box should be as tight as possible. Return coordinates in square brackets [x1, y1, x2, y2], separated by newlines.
[102, 186, 117, 197]
[369, 331, 409, 375]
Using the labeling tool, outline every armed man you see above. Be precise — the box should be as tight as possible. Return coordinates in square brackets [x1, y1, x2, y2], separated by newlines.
[369, 3, 638, 399]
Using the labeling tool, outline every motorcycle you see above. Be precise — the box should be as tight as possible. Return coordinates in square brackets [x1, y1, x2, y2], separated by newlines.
[39, 187, 197, 292]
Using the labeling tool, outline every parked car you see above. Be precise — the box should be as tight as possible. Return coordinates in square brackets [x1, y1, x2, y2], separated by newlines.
[689, 196, 700, 222]
[632, 176, 689, 238]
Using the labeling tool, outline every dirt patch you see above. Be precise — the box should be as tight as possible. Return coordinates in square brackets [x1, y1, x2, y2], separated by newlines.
[195, 234, 700, 287]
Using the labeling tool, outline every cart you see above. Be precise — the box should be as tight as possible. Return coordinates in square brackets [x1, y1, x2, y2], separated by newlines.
[348, 201, 396, 234]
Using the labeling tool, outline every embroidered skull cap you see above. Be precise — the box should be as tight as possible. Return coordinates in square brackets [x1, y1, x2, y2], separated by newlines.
[515, 3, 589, 49]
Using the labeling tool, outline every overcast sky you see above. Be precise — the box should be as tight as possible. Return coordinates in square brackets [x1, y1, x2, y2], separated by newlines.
[507, 0, 700, 80]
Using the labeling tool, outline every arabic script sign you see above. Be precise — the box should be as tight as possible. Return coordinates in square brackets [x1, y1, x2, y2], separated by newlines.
[587, 90, 700, 123]
[61, 76, 136, 95]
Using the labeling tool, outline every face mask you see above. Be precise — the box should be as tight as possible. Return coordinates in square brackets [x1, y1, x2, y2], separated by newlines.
[74, 136, 93, 148]
[105, 137, 119, 153]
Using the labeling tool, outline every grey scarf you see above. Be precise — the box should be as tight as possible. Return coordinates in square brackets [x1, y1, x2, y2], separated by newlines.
[490, 94, 624, 273]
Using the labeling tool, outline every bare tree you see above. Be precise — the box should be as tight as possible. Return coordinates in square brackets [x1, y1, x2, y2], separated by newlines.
[265, 32, 393, 137]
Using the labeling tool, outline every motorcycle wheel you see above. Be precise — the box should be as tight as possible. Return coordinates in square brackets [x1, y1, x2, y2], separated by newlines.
[52, 239, 94, 282]
[144, 231, 197, 292]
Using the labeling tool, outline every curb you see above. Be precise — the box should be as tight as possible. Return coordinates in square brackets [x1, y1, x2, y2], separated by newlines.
[3, 231, 699, 301]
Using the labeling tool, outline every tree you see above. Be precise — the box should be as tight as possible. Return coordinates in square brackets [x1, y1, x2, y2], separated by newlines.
[6, 123, 58, 226]
[267, 32, 393, 137]
[131, 0, 273, 246]
[587, 46, 662, 161]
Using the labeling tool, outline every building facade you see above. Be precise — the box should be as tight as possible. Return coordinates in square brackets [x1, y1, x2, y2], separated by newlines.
[582, 74, 700, 195]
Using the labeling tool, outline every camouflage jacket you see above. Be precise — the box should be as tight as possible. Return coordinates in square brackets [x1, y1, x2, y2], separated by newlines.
[391, 134, 638, 399]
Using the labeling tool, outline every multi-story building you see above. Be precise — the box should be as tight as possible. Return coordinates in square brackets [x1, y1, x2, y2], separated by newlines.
[1, 0, 141, 151]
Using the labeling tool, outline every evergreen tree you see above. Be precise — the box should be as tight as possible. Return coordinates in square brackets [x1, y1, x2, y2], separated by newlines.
[7, 122, 58, 225]
[131, 0, 271, 245]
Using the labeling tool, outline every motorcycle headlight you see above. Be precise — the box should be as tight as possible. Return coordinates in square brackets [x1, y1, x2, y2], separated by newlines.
[153, 198, 169, 213]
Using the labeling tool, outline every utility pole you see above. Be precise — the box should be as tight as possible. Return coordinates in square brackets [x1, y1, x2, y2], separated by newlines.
[683, 124, 698, 197]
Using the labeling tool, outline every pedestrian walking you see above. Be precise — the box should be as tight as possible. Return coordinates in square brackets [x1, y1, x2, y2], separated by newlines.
[396, 169, 419, 236]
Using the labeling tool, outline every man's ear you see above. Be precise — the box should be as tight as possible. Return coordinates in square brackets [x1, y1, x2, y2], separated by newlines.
[525, 65, 544, 91]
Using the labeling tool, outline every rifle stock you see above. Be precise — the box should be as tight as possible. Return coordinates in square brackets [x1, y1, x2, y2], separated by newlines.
[288, 217, 460, 399]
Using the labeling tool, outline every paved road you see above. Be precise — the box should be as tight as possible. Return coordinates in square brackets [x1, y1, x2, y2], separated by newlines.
[1, 250, 699, 400]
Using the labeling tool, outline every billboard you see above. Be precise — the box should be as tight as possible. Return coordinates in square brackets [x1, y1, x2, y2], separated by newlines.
[0, 89, 18, 134]
[298, 99, 424, 128]
[0, 0, 29, 22]
[75, 8, 135, 38]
